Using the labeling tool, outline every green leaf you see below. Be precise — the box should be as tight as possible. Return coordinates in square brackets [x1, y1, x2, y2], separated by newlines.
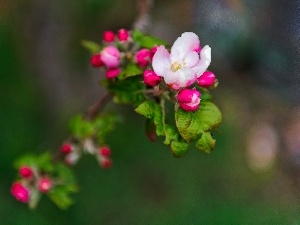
[119, 63, 143, 79]
[48, 186, 75, 210]
[132, 30, 168, 48]
[171, 139, 189, 158]
[197, 101, 222, 132]
[196, 132, 216, 153]
[93, 113, 120, 144]
[175, 101, 222, 142]
[69, 115, 94, 138]
[163, 124, 178, 145]
[102, 76, 146, 106]
[14, 154, 36, 169]
[81, 40, 101, 54]
[135, 100, 164, 136]
[37, 152, 54, 172]
[175, 109, 202, 142]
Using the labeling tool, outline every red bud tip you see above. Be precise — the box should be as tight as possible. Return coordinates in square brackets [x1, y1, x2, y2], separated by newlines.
[61, 143, 72, 154]
[117, 28, 129, 41]
[100, 146, 111, 157]
[103, 30, 115, 42]
[90, 54, 103, 67]
[19, 166, 33, 179]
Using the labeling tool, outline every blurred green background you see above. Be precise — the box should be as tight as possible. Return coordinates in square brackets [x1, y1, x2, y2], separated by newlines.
[1, 0, 299, 224]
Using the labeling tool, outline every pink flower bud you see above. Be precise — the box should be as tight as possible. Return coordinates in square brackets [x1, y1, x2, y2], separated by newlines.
[103, 30, 115, 42]
[99, 146, 111, 157]
[90, 54, 103, 67]
[150, 46, 158, 59]
[117, 28, 129, 41]
[135, 48, 151, 67]
[11, 182, 30, 203]
[19, 166, 33, 179]
[38, 177, 52, 193]
[177, 89, 201, 111]
[197, 71, 216, 87]
[105, 68, 121, 79]
[101, 158, 112, 169]
[143, 69, 161, 86]
[100, 46, 120, 68]
[61, 143, 72, 154]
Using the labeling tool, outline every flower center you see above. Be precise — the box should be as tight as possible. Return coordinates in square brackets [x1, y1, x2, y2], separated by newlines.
[171, 62, 182, 72]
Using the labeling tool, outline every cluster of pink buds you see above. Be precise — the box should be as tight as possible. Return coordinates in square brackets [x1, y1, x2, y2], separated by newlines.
[11, 166, 53, 203]
[97, 146, 112, 169]
[90, 29, 131, 79]
[61, 140, 112, 169]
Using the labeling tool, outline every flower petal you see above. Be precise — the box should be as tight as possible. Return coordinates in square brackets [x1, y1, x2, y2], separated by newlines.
[170, 32, 200, 63]
[152, 46, 171, 77]
[192, 45, 211, 78]
[165, 67, 196, 89]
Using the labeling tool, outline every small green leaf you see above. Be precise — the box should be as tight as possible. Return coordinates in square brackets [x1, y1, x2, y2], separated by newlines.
[171, 139, 189, 158]
[132, 30, 168, 48]
[94, 113, 120, 144]
[37, 152, 54, 172]
[175, 101, 222, 142]
[69, 115, 94, 138]
[81, 40, 101, 54]
[196, 132, 216, 153]
[48, 186, 74, 210]
[197, 101, 222, 132]
[102, 76, 146, 106]
[119, 63, 143, 79]
[175, 109, 202, 142]
[135, 100, 164, 136]
[163, 124, 178, 145]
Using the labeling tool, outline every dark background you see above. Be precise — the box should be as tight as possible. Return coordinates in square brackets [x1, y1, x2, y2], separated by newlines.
[1, 0, 299, 224]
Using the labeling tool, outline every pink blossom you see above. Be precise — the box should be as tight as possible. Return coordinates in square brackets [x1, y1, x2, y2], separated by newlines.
[103, 30, 115, 42]
[38, 177, 52, 193]
[152, 32, 211, 90]
[197, 71, 216, 87]
[135, 48, 151, 67]
[105, 68, 121, 79]
[177, 88, 201, 111]
[143, 69, 161, 86]
[11, 182, 30, 203]
[100, 46, 120, 68]
[19, 166, 33, 179]
[118, 28, 129, 41]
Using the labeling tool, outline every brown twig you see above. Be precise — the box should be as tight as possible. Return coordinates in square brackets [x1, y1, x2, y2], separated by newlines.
[86, 93, 113, 120]
[133, 0, 154, 32]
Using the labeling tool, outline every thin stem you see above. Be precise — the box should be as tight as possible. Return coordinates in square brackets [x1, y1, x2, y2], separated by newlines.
[86, 93, 113, 120]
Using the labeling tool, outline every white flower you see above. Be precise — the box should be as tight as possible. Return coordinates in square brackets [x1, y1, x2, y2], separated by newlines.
[152, 32, 211, 89]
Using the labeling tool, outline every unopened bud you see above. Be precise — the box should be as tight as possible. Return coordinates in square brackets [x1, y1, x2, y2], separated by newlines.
[99, 146, 111, 157]
[11, 182, 30, 203]
[177, 88, 201, 111]
[90, 54, 103, 67]
[135, 48, 151, 67]
[118, 28, 129, 41]
[38, 177, 52, 193]
[103, 30, 115, 42]
[143, 69, 161, 86]
[19, 166, 33, 179]
[197, 71, 216, 88]
[105, 68, 121, 79]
